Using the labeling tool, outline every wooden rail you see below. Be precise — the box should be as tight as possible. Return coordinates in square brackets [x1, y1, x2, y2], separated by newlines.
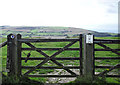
[0, 41, 7, 48]
[22, 48, 80, 51]
[23, 41, 78, 76]
[94, 39, 120, 78]
[28, 75, 79, 77]
[95, 57, 120, 60]
[18, 38, 79, 42]
[94, 39, 120, 44]
[95, 66, 120, 68]
[95, 49, 120, 51]
[21, 66, 80, 69]
[97, 64, 120, 77]
[95, 75, 120, 77]
[21, 57, 80, 60]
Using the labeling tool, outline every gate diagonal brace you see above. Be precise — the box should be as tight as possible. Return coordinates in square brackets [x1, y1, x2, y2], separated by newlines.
[0, 41, 7, 48]
[98, 64, 120, 77]
[96, 43, 120, 55]
[24, 41, 78, 76]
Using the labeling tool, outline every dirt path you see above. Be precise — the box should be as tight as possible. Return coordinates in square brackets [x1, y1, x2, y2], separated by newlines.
[45, 69, 116, 83]
[45, 69, 79, 83]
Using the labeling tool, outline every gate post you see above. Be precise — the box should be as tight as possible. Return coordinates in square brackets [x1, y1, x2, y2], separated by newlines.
[83, 33, 94, 79]
[79, 34, 83, 75]
[17, 34, 22, 76]
[7, 34, 21, 77]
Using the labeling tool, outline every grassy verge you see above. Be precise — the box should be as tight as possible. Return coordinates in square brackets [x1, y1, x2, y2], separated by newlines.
[64, 76, 120, 85]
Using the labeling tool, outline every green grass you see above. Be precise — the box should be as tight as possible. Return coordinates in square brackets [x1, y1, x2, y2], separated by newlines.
[31, 29, 39, 33]
[1, 37, 120, 84]
[37, 32, 63, 35]
[1, 26, 70, 38]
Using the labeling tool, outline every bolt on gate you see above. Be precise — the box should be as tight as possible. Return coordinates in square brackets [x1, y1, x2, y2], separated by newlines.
[7, 34, 93, 78]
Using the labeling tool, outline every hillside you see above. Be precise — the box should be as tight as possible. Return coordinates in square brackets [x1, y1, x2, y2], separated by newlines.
[0, 26, 118, 38]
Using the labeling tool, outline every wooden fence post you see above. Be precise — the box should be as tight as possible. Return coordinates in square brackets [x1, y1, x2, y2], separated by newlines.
[17, 34, 22, 76]
[7, 34, 21, 77]
[83, 33, 94, 79]
[79, 34, 83, 75]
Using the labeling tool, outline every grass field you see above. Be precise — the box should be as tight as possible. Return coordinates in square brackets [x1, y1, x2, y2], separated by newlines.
[1, 36, 120, 84]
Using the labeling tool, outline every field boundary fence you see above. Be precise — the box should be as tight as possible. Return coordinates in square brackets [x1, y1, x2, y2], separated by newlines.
[0, 33, 120, 79]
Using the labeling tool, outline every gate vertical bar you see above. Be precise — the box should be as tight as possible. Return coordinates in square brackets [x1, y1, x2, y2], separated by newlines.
[83, 33, 94, 79]
[79, 34, 83, 75]
[17, 34, 22, 76]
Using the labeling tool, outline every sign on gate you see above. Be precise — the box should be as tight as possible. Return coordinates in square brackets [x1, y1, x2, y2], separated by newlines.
[86, 34, 93, 44]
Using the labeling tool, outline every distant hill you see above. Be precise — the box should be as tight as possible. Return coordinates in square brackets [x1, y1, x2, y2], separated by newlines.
[0, 26, 119, 38]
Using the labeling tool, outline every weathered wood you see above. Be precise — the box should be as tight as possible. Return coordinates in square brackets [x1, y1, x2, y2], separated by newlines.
[94, 42, 120, 44]
[7, 34, 12, 76]
[21, 57, 80, 60]
[94, 38, 120, 78]
[94, 39, 120, 42]
[95, 57, 120, 60]
[17, 34, 22, 76]
[22, 48, 79, 51]
[25, 42, 49, 58]
[45, 40, 78, 75]
[51, 60, 77, 75]
[94, 39, 120, 44]
[7, 34, 18, 76]
[79, 34, 83, 75]
[21, 66, 80, 69]
[95, 75, 120, 77]
[49, 40, 77, 59]
[25, 53, 31, 63]
[24, 40, 78, 75]
[83, 34, 94, 79]
[95, 49, 120, 51]
[96, 43, 120, 55]
[6, 33, 120, 78]
[7, 34, 22, 77]
[24, 42, 77, 75]
[28, 75, 79, 77]
[19, 38, 79, 42]
[0, 41, 7, 48]
[98, 64, 120, 77]
[95, 66, 120, 68]
[105, 75, 120, 77]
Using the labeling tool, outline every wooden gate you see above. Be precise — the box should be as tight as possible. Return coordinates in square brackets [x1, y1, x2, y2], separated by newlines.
[5, 33, 120, 78]
[94, 38, 120, 77]
[6, 34, 83, 77]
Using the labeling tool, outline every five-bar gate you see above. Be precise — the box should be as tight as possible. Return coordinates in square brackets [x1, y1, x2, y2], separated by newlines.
[7, 34, 83, 77]
[94, 38, 120, 77]
[5, 33, 120, 79]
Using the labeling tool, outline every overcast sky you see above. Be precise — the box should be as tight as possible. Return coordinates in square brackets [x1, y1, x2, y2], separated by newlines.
[0, 0, 119, 33]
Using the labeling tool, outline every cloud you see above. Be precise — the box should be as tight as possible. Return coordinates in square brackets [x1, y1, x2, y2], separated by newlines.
[0, 0, 118, 33]
[97, 0, 119, 14]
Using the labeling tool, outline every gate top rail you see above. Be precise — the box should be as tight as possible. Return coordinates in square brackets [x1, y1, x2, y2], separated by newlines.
[94, 39, 120, 44]
[18, 38, 80, 42]
[0, 41, 7, 48]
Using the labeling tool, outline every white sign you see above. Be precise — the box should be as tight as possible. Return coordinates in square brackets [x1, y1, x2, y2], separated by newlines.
[86, 35, 93, 43]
